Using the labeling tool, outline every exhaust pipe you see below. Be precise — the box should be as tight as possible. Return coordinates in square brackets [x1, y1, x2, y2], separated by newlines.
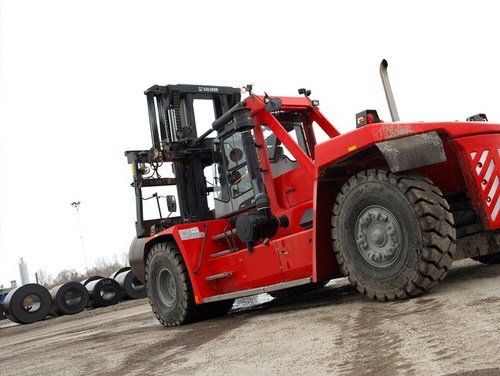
[380, 59, 400, 122]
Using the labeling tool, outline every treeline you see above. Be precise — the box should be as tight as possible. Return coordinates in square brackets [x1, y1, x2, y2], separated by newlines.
[35, 253, 129, 289]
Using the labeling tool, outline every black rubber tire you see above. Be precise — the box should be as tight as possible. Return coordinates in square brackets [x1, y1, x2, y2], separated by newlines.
[49, 281, 90, 315]
[81, 276, 104, 287]
[114, 270, 147, 300]
[109, 267, 132, 280]
[3, 284, 52, 324]
[85, 278, 121, 308]
[473, 253, 500, 265]
[146, 242, 202, 326]
[332, 169, 456, 301]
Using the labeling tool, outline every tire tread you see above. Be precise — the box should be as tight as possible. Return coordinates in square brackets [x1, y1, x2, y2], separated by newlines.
[332, 168, 456, 301]
[146, 242, 199, 327]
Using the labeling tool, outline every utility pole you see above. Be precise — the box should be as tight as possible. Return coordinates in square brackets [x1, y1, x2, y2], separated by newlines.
[70, 201, 89, 275]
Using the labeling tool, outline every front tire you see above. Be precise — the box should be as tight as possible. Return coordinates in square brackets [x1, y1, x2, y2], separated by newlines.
[331, 169, 456, 301]
[146, 242, 200, 326]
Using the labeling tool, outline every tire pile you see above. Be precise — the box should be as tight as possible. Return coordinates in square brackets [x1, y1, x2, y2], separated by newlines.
[0, 267, 146, 325]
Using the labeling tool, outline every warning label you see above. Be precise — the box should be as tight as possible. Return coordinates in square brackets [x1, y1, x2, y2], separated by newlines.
[178, 227, 205, 241]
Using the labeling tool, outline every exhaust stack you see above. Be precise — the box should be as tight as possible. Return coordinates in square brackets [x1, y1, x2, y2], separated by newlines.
[380, 59, 400, 122]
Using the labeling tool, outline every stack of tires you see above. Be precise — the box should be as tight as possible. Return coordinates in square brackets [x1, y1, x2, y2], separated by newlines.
[49, 282, 90, 316]
[1, 267, 147, 325]
[109, 267, 147, 300]
[81, 276, 121, 308]
[1, 282, 92, 324]
[2, 284, 52, 324]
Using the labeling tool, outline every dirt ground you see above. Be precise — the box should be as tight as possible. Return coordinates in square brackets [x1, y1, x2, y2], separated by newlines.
[1, 259, 500, 376]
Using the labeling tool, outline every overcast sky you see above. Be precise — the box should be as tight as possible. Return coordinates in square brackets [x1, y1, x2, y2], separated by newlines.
[1, 1, 500, 287]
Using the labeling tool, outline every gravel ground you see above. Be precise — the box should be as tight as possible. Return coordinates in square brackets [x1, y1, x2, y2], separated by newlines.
[1, 259, 499, 376]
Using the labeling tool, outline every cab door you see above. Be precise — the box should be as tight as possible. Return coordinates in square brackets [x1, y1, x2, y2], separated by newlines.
[213, 132, 255, 218]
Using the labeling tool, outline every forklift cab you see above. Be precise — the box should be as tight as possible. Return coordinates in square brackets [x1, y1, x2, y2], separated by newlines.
[213, 132, 254, 218]
[212, 110, 311, 219]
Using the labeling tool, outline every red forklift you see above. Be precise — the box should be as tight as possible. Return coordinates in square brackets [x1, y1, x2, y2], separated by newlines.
[126, 60, 500, 326]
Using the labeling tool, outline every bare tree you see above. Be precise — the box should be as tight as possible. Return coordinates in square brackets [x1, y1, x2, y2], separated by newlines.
[38, 253, 130, 289]
[87, 253, 129, 279]
[118, 252, 129, 266]
[52, 269, 85, 286]
[35, 269, 53, 287]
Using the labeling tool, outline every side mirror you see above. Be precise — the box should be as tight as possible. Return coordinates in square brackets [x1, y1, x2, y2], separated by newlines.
[228, 170, 242, 185]
[265, 97, 282, 112]
[166, 195, 177, 212]
[229, 148, 244, 163]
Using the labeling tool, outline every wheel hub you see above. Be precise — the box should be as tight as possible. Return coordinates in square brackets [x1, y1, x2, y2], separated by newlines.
[157, 267, 176, 307]
[355, 205, 402, 268]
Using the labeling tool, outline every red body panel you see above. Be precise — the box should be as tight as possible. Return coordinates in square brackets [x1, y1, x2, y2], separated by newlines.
[273, 230, 314, 281]
[273, 167, 313, 207]
[315, 121, 500, 173]
[153, 221, 314, 303]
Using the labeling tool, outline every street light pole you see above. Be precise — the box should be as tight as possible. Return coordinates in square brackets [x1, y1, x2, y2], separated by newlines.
[70, 201, 89, 275]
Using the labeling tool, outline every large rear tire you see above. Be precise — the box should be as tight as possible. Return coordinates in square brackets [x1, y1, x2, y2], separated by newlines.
[146, 242, 201, 326]
[331, 169, 456, 301]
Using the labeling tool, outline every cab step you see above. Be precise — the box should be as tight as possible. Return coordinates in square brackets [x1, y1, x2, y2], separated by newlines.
[210, 248, 238, 258]
[205, 272, 233, 281]
[212, 228, 237, 241]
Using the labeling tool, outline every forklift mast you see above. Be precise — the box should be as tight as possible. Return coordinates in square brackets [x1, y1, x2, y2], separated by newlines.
[125, 84, 241, 238]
